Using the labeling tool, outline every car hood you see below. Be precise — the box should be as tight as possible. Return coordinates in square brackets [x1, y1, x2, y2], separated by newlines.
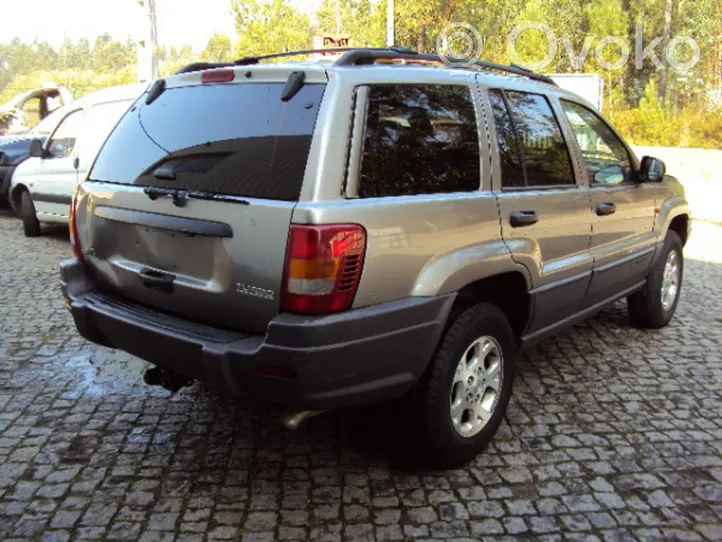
[0, 135, 47, 166]
[0, 134, 37, 146]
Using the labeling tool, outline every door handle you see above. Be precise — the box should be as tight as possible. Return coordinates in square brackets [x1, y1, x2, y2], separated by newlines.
[596, 202, 616, 216]
[139, 268, 175, 294]
[509, 210, 539, 228]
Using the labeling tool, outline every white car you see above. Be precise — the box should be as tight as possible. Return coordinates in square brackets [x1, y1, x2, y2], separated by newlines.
[10, 84, 145, 237]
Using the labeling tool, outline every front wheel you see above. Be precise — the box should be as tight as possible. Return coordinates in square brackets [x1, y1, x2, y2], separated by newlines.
[20, 190, 41, 237]
[418, 302, 516, 467]
[627, 230, 683, 328]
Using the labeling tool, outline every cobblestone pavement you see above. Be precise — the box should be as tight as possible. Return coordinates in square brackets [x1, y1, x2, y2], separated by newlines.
[1, 210, 721, 542]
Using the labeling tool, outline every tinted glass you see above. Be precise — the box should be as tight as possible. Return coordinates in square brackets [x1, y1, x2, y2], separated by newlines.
[90, 83, 326, 201]
[487, 90, 524, 188]
[505, 91, 574, 187]
[359, 85, 480, 197]
[561, 100, 633, 185]
[48, 109, 84, 158]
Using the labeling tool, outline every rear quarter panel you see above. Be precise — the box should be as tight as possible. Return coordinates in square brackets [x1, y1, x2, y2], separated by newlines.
[293, 195, 527, 307]
[294, 68, 530, 307]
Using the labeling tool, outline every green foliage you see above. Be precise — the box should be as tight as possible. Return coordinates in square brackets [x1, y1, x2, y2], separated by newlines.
[201, 34, 233, 63]
[159, 44, 197, 76]
[0, 35, 137, 102]
[686, 110, 722, 150]
[0, 68, 136, 103]
[231, 0, 313, 57]
[315, 0, 385, 48]
[613, 80, 722, 148]
[0, 0, 720, 148]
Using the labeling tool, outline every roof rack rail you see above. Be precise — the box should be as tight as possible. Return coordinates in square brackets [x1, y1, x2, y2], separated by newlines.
[175, 47, 393, 74]
[174, 46, 556, 86]
[334, 48, 557, 86]
[231, 46, 416, 66]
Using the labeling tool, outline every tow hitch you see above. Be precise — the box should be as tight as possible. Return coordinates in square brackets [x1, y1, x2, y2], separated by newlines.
[143, 367, 193, 392]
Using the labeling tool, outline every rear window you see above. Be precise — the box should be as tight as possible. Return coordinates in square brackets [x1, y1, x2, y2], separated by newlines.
[89, 82, 326, 201]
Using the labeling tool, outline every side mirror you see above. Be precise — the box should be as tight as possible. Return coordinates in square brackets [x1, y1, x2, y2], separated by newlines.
[639, 156, 665, 182]
[28, 139, 45, 158]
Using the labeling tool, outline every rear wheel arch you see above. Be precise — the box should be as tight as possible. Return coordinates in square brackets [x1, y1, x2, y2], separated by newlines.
[449, 272, 531, 340]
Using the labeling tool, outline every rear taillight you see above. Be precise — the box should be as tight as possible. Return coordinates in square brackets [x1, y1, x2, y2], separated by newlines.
[69, 188, 84, 261]
[281, 224, 366, 314]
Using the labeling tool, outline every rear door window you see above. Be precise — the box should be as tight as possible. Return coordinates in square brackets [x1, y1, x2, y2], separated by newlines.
[488, 89, 575, 189]
[89, 82, 326, 201]
[487, 90, 524, 188]
[358, 84, 480, 197]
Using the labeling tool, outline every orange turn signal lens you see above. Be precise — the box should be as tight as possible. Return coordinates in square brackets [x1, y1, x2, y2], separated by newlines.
[287, 257, 340, 280]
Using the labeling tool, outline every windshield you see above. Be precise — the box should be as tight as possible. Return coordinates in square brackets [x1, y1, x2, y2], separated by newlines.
[89, 82, 326, 201]
[31, 106, 70, 135]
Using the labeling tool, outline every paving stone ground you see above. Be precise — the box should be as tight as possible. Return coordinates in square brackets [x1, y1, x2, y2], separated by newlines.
[1, 210, 721, 542]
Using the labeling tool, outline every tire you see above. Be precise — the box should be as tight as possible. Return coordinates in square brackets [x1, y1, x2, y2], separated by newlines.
[627, 230, 683, 328]
[418, 302, 516, 467]
[20, 190, 41, 237]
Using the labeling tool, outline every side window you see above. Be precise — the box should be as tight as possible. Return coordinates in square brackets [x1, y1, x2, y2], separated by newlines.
[47, 110, 84, 159]
[358, 84, 480, 198]
[487, 90, 524, 188]
[503, 91, 575, 187]
[561, 100, 633, 185]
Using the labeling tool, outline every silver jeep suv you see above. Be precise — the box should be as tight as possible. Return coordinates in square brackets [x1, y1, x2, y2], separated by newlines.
[61, 47, 691, 466]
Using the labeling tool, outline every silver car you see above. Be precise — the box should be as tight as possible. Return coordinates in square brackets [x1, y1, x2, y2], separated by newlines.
[60, 48, 691, 466]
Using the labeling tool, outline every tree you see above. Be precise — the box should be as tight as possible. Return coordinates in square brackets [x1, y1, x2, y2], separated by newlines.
[315, 0, 385, 48]
[582, 0, 630, 115]
[201, 33, 233, 62]
[93, 33, 135, 72]
[231, 0, 313, 57]
[59, 37, 92, 70]
[658, 0, 674, 105]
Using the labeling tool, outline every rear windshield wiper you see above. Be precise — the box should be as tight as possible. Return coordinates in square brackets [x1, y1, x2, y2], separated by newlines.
[143, 186, 249, 206]
[144, 186, 187, 207]
[186, 190, 250, 205]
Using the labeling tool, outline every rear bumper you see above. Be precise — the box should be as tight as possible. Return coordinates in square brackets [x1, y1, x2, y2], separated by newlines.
[60, 259, 454, 409]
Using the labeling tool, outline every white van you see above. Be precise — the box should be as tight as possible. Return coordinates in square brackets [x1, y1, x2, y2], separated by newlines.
[10, 84, 145, 236]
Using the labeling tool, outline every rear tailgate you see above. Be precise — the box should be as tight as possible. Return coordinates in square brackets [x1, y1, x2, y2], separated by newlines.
[78, 68, 327, 333]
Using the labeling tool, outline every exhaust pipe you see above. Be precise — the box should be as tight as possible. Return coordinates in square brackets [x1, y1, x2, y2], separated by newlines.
[278, 410, 325, 430]
[143, 367, 193, 392]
